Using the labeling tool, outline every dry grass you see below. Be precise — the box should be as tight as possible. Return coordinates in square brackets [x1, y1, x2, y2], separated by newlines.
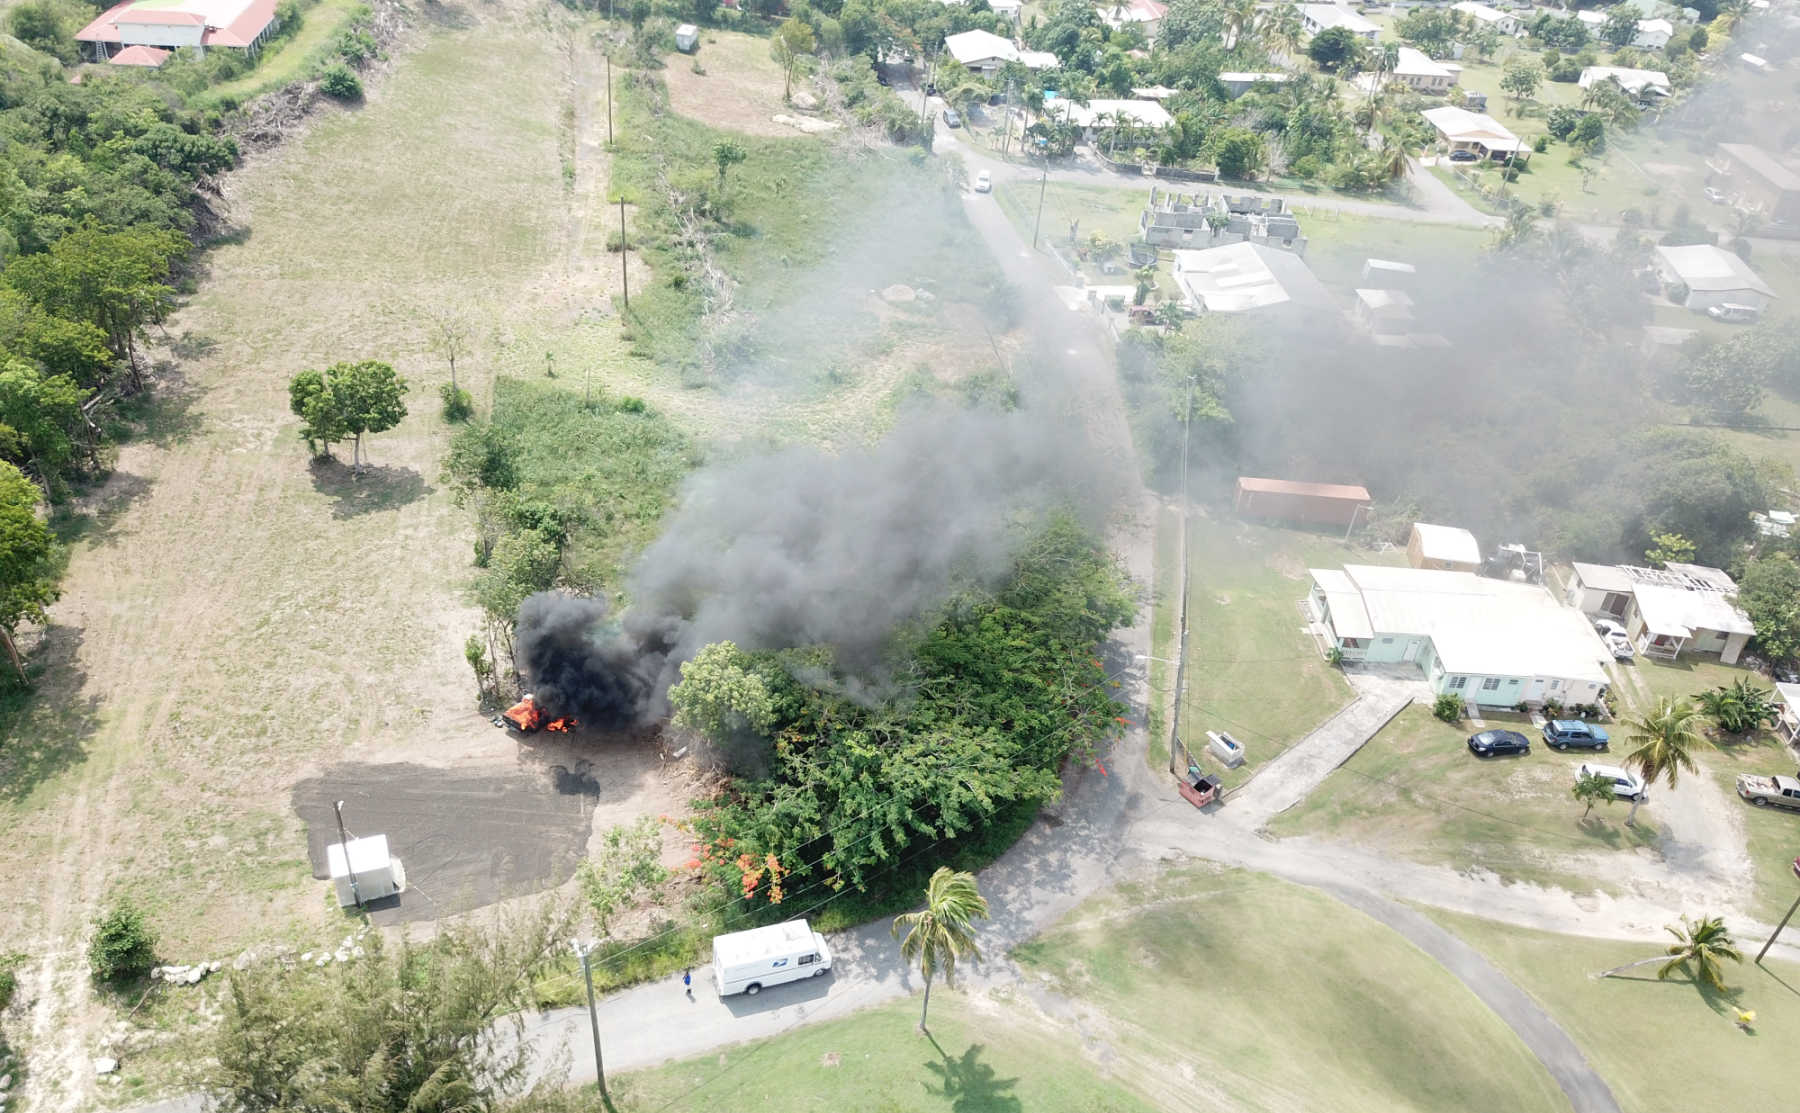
[660, 29, 802, 138]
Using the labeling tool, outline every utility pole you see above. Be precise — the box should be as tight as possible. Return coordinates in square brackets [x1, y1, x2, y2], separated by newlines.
[574, 941, 610, 1100]
[333, 800, 363, 912]
[606, 51, 614, 145]
[1031, 140, 1049, 248]
[1756, 861, 1800, 963]
[1169, 378, 1195, 774]
[619, 195, 629, 310]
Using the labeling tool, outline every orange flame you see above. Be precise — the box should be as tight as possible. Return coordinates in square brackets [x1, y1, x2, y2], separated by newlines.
[546, 718, 576, 733]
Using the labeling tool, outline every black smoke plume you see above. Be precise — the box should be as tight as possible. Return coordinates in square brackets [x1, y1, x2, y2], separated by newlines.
[514, 402, 1114, 727]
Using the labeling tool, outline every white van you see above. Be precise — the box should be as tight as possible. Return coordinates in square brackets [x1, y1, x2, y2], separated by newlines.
[711, 919, 832, 997]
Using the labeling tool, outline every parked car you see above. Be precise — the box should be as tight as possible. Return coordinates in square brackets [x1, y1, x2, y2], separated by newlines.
[942, 108, 962, 128]
[974, 170, 991, 193]
[1593, 618, 1626, 639]
[1604, 632, 1635, 660]
[1578, 762, 1648, 802]
[1737, 773, 1800, 809]
[1467, 729, 1531, 757]
[1704, 186, 1727, 204]
[1707, 302, 1761, 323]
[1543, 720, 1610, 751]
[1448, 149, 1479, 162]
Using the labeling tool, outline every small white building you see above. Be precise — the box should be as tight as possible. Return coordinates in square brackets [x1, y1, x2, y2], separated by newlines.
[1100, 0, 1168, 40]
[1052, 98, 1175, 137]
[1579, 66, 1671, 98]
[1450, 2, 1524, 36]
[1565, 562, 1756, 664]
[327, 834, 406, 907]
[1653, 243, 1776, 312]
[1300, 3, 1380, 41]
[674, 23, 699, 52]
[943, 29, 1020, 72]
[1389, 47, 1459, 94]
[1407, 523, 1481, 572]
[1360, 258, 1418, 288]
[1307, 565, 1612, 708]
[1634, 17, 1674, 49]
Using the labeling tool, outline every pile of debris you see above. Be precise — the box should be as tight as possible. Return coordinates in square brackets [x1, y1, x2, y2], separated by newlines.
[149, 961, 221, 986]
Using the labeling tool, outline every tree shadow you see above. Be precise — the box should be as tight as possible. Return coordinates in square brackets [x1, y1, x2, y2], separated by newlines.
[51, 471, 154, 551]
[1606, 967, 1749, 1019]
[922, 1033, 1023, 1113]
[110, 365, 207, 448]
[0, 626, 100, 804]
[420, 0, 475, 29]
[309, 457, 429, 519]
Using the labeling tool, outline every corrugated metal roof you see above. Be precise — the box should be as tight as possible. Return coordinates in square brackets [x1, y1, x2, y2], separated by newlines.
[1411, 523, 1480, 565]
[1632, 583, 1756, 638]
[1571, 562, 1634, 594]
[1310, 568, 1374, 640]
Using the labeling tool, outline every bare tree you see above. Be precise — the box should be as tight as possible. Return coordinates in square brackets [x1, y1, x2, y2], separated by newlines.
[425, 306, 472, 393]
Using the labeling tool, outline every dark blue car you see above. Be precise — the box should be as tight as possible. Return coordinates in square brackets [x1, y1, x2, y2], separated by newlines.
[1542, 720, 1610, 751]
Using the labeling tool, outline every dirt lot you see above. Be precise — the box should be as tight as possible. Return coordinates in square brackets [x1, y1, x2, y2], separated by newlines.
[660, 30, 809, 137]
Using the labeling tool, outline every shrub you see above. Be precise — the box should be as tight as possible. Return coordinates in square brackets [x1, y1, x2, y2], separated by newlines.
[88, 901, 156, 983]
[1533, 135, 1550, 153]
[1432, 693, 1463, 723]
[319, 64, 363, 101]
[440, 383, 473, 422]
[1326, 646, 1344, 666]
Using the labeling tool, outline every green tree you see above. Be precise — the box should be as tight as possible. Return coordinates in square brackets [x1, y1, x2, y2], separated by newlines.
[1210, 127, 1266, 179]
[1694, 677, 1777, 734]
[1688, 26, 1709, 52]
[892, 867, 990, 1031]
[1643, 531, 1695, 568]
[3, 222, 184, 387]
[576, 817, 669, 936]
[0, 361, 86, 495]
[1600, 4, 1639, 48]
[1739, 554, 1800, 665]
[288, 360, 409, 472]
[772, 18, 816, 102]
[670, 640, 779, 739]
[88, 900, 156, 982]
[1572, 770, 1616, 818]
[1501, 59, 1543, 105]
[0, 461, 58, 681]
[1307, 26, 1359, 72]
[208, 907, 570, 1113]
[1620, 697, 1708, 824]
[1571, 112, 1605, 152]
[712, 140, 747, 192]
[1597, 915, 1742, 989]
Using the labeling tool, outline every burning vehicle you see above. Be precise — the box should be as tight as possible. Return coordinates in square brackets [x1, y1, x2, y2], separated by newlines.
[497, 693, 576, 735]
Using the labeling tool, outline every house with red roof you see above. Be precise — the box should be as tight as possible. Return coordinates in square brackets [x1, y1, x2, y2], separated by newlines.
[76, 0, 281, 63]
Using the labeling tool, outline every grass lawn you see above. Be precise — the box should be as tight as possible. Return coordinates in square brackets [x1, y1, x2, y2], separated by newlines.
[1269, 704, 1666, 894]
[200, 0, 365, 107]
[610, 995, 1159, 1113]
[1013, 864, 1568, 1113]
[1610, 655, 1762, 717]
[1427, 909, 1798, 1113]
[1702, 727, 1800, 924]
[1297, 209, 1490, 285]
[1175, 516, 1408, 788]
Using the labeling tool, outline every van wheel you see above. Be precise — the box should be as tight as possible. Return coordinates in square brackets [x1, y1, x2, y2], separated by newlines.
[744, 983, 761, 996]
[813, 967, 828, 977]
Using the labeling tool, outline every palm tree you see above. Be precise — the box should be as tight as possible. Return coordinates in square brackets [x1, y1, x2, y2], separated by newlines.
[1597, 915, 1743, 990]
[1620, 696, 1710, 825]
[1261, 3, 1304, 63]
[893, 867, 990, 1031]
[1222, 0, 1258, 51]
[1378, 139, 1409, 183]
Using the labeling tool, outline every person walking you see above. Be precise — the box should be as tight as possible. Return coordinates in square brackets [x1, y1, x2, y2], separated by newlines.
[682, 968, 693, 998]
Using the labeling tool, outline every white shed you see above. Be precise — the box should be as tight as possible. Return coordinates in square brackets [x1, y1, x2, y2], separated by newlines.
[327, 834, 405, 907]
[675, 23, 699, 52]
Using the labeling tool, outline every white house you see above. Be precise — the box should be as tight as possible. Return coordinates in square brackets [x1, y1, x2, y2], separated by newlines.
[1300, 3, 1380, 41]
[1101, 0, 1168, 40]
[1171, 242, 1331, 314]
[1389, 46, 1459, 93]
[76, 0, 279, 59]
[989, 0, 1023, 19]
[1578, 66, 1672, 98]
[1575, 9, 1607, 29]
[1422, 105, 1528, 162]
[1450, 2, 1524, 36]
[1565, 562, 1756, 664]
[1307, 565, 1612, 708]
[1634, 18, 1674, 49]
[1052, 98, 1175, 138]
[943, 29, 1020, 72]
[1653, 243, 1776, 312]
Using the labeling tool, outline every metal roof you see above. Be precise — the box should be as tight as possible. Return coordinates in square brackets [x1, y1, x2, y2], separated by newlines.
[1311, 568, 1373, 640]
[1570, 562, 1635, 594]
[712, 920, 815, 967]
[1411, 523, 1480, 565]
[1654, 243, 1776, 297]
[1239, 476, 1371, 501]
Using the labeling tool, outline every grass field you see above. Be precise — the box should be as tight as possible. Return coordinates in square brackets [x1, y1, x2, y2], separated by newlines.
[1013, 864, 1568, 1113]
[1700, 727, 1800, 923]
[1269, 705, 1666, 893]
[1428, 910, 1798, 1113]
[1175, 516, 1402, 788]
[611, 995, 1158, 1113]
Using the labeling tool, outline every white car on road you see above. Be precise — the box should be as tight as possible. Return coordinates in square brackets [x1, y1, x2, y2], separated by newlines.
[1578, 762, 1649, 802]
[974, 170, 991, 193]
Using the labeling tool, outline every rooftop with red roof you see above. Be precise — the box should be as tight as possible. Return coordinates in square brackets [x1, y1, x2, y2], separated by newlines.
[76, 0, 278, 49]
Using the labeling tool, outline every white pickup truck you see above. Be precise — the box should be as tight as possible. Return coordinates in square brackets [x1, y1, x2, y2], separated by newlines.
[1736, 773, 1800, 811]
